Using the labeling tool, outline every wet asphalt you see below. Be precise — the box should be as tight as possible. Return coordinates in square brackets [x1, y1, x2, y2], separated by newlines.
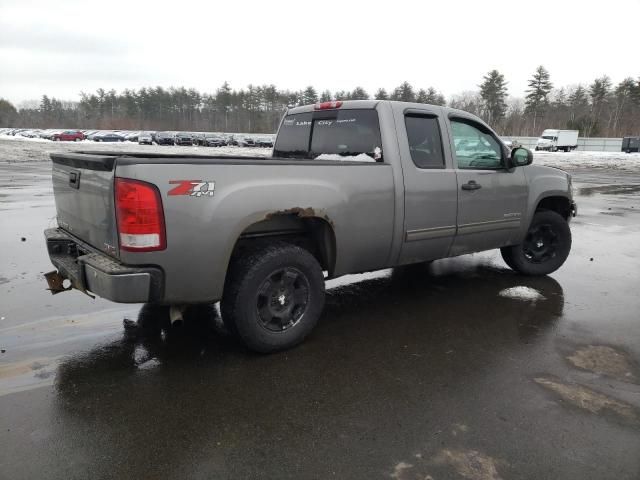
[1, 156, 640, 479]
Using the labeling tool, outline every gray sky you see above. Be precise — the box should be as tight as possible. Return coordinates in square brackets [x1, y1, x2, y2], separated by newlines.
[1, 0, 638, 105]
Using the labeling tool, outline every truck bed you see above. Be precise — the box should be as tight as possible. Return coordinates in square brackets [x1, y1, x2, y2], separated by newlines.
[49, 150, 396, 303]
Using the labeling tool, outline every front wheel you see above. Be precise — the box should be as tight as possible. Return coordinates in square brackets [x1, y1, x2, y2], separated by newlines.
[501, 210, 571, 276]
[221, 242, 325, 353]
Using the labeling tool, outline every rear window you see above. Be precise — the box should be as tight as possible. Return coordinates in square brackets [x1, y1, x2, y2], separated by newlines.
[273, 109, 383, 162]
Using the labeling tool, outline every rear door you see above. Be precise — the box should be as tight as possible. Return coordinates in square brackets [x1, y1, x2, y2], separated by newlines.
[395, 107, 458, 264]
[446, 117, 528, 255]
[51, 153, 120, 257]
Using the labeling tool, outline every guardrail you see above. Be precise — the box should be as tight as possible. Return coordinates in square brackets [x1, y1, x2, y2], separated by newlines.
[501, 136, 624, 152]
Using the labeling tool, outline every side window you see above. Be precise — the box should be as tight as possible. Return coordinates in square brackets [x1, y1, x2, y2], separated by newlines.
[404, 115, 445, 168]
[450, 119, 503, 169]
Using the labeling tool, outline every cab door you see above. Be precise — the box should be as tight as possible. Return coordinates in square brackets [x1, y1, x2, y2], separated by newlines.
[446, 117, 528, 255]
[396, 108, 458, 264]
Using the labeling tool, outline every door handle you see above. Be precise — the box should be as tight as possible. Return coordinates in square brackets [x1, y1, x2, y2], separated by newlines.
[461, 180, 481, 191]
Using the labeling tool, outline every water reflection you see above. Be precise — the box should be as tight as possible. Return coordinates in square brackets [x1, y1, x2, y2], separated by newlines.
[56, 261, 564, 395]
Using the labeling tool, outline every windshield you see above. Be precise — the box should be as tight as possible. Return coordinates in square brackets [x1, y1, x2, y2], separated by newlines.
[273, 109, 383, 162]
[541, 135, 556, 140]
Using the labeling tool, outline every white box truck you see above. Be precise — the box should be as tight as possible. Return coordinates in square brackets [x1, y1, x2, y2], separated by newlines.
[535, 129, 579, 152]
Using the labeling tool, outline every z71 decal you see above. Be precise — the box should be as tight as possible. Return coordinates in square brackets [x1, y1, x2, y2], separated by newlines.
[168, 180, 215, 197]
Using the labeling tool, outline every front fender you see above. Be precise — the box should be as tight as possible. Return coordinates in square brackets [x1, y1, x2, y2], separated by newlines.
[524, 165, 572, 228]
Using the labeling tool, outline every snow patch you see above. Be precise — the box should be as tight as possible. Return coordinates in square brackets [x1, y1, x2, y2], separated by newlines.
[535, 151, 640, 172]
[315, 153, 377, 162]
[498, 286, 545, 302]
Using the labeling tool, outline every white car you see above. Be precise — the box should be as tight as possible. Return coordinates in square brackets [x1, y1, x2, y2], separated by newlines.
[138, 132, 153, 145]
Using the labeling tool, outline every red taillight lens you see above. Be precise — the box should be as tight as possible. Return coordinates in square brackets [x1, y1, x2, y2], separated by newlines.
[115, 178, 166, 252]
[314, 101, 343, 110]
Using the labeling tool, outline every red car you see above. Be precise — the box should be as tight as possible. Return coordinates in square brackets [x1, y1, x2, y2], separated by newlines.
[52, 130, 85, 142]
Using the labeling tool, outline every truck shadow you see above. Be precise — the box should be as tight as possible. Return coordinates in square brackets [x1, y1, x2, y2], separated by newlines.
[55, 261, 565, 386]
[55, 261, 565, 388]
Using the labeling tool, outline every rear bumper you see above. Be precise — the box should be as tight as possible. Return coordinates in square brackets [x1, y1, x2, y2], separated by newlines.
[44, 228, 163, 303]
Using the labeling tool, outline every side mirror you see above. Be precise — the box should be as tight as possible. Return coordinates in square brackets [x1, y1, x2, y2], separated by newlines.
[511, 147, 533, 167]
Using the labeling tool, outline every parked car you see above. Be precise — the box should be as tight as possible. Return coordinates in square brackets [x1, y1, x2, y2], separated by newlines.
[125, 131, 141, 142]
[155, 132, 175, 145]
[17, 129, 42, 138]
[52, 130, 85, 142]
[227, 135, 241, 146]
[256, 136, 274, 147]
[175, 132, 195, 146]
[621, 136, 640, 153]
[138, 132, 153, 145]
[201, 134, 227, 147]
[191, 133, 206, 146]
[243, 136, 257, 147]
[93, 132, 125, 142]
[86, 131, 105, 141]
[7, 128, 28, 136]
[44, 100, 576, 353]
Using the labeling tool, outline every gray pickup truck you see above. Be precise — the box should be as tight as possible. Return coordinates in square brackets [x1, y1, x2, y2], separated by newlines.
[44, 100, 576, 352]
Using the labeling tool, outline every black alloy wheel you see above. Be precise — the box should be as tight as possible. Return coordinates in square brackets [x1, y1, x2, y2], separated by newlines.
[256, 267, 310, 332]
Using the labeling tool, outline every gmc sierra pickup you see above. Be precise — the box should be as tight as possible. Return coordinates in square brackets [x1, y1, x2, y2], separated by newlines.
[44, 100, 577, 352]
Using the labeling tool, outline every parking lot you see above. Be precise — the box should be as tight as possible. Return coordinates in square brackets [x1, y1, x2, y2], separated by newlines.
[1, 137, 639, 479]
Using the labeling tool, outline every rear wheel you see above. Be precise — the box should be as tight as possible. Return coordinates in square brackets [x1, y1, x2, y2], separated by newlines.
[221, 242, 325, 353]
[501, 210, 571, 276]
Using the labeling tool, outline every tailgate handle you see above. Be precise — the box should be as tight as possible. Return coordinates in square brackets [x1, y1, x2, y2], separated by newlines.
[69, 170, 81, 189]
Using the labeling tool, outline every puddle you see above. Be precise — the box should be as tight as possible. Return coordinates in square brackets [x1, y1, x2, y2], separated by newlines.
[535, 377, 638, 425]
[567, 345, 637, 382]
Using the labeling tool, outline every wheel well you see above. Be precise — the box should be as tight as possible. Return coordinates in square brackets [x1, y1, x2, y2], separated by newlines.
[535, 196, 571, 220]
[229, 214, 337, 275]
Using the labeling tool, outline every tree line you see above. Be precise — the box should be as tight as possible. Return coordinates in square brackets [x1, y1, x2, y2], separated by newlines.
[1, 67, 639, 137]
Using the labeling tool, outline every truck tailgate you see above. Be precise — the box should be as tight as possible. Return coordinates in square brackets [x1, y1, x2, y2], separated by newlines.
[50, 153, 119, 258]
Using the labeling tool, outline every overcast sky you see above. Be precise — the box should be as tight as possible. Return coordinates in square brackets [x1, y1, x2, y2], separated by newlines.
[1, 0, 638, 105]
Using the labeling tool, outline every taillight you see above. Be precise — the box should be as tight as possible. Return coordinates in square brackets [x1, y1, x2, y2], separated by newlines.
[115, 178, 166, 252]
[314, 101, 343, 110]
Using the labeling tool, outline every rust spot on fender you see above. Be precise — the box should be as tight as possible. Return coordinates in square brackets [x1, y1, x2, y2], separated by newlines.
[266, 207, 317, 219]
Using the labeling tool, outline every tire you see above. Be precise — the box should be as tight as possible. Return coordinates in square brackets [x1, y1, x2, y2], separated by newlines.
[501, 210, 571, 276]
[221, 242, 325, 353]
